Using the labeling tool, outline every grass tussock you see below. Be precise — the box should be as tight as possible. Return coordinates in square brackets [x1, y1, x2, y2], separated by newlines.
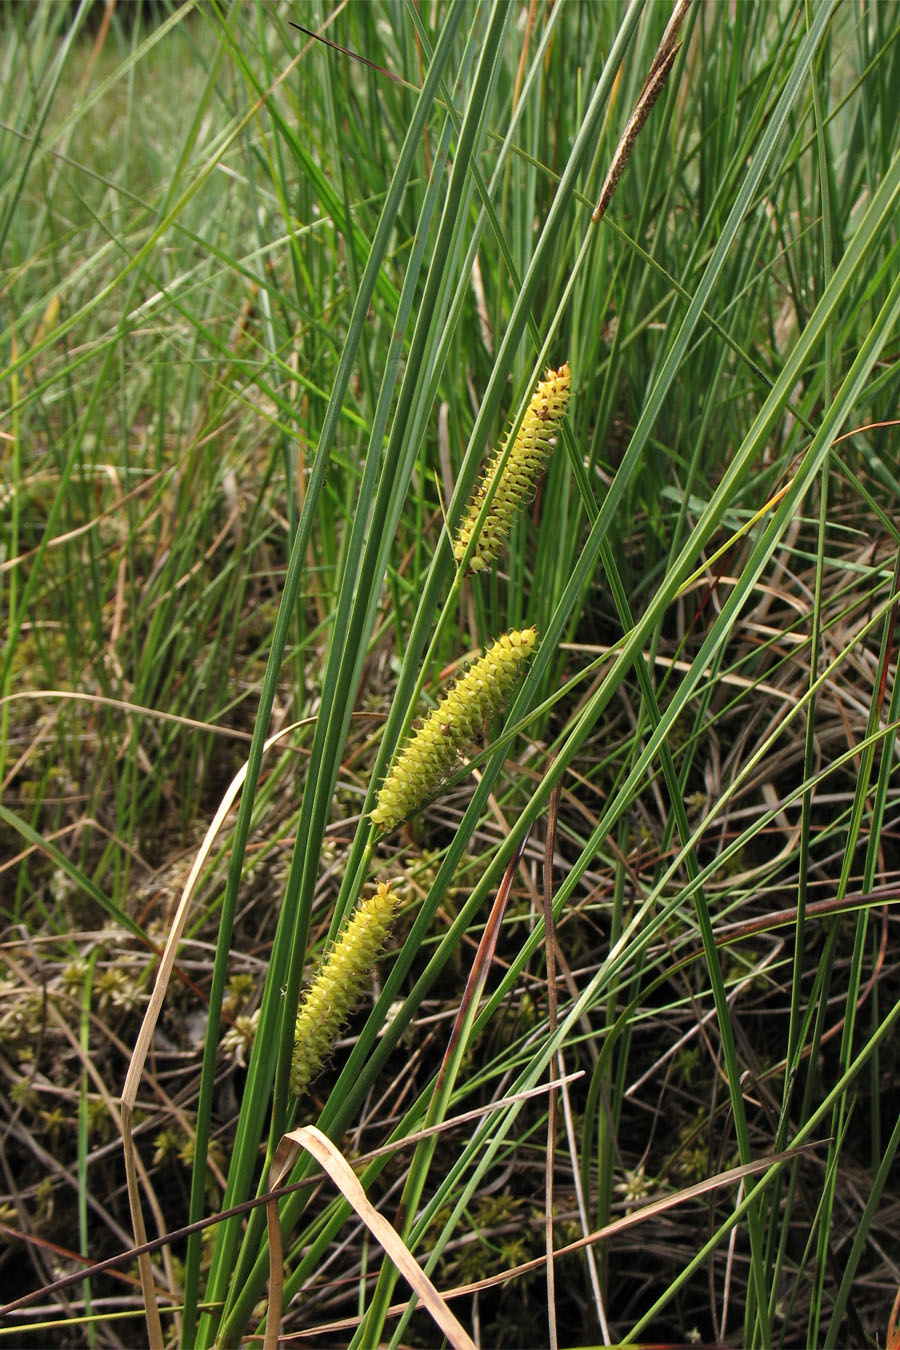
[3, 2, 900, 1347]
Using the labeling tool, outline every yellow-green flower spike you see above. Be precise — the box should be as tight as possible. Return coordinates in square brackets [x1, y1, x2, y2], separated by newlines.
[453, 362, 571, 574]
[371, 627, 537, 833]
[290, 882, 399, 1099]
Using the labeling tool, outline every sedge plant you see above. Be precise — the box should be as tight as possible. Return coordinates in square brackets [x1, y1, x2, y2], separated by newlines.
[5, 5, 900, 1350]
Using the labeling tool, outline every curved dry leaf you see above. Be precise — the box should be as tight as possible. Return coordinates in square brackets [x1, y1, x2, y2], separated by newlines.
[266, 1126, 476, 1350]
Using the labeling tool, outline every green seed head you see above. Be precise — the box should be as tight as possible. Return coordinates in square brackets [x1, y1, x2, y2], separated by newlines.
[371, 627, 537, 833]
[453, 362, 571, 574]
[290, 882, 398, 1099]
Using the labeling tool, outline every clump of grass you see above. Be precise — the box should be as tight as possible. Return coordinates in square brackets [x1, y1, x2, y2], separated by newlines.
[4, 4, 900, 1350]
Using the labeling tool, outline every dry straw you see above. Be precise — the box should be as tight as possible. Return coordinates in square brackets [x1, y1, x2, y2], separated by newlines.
[371, 627, 537, 833]
[453, 362, 570, 574]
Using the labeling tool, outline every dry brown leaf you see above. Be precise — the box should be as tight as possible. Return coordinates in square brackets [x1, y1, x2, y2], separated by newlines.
[265, 1125, 476, 1350]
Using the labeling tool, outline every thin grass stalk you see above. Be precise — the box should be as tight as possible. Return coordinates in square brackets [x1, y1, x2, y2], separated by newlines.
[811, 546, 900, 1342]
[767, 461, 830, 1325]
[543, 788, 561, 1350]
[592, 819, 629, 1247]
[796, 1115, 852, 1345]
[824, 1106, 900, 1347]
[806, 641, 896, 1318]
[78, 955, 98, 1350]
[0, 349, 21, 789]
[861, 575, 900, 1172]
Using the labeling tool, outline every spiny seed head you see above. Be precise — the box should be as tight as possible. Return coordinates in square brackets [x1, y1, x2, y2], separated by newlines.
[453, 362, 571, 574]
[290, 882, 398, 1100]
[371, 628, 537, 833]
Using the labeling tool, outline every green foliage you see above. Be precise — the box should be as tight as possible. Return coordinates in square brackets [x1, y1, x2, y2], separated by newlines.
[3, 2, 900, 1348]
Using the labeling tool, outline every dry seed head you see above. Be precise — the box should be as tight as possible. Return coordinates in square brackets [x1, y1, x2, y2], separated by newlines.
[370, 627, 537, 832]
[290, 882, 398, 1099]
[453, 362, 571, 574]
